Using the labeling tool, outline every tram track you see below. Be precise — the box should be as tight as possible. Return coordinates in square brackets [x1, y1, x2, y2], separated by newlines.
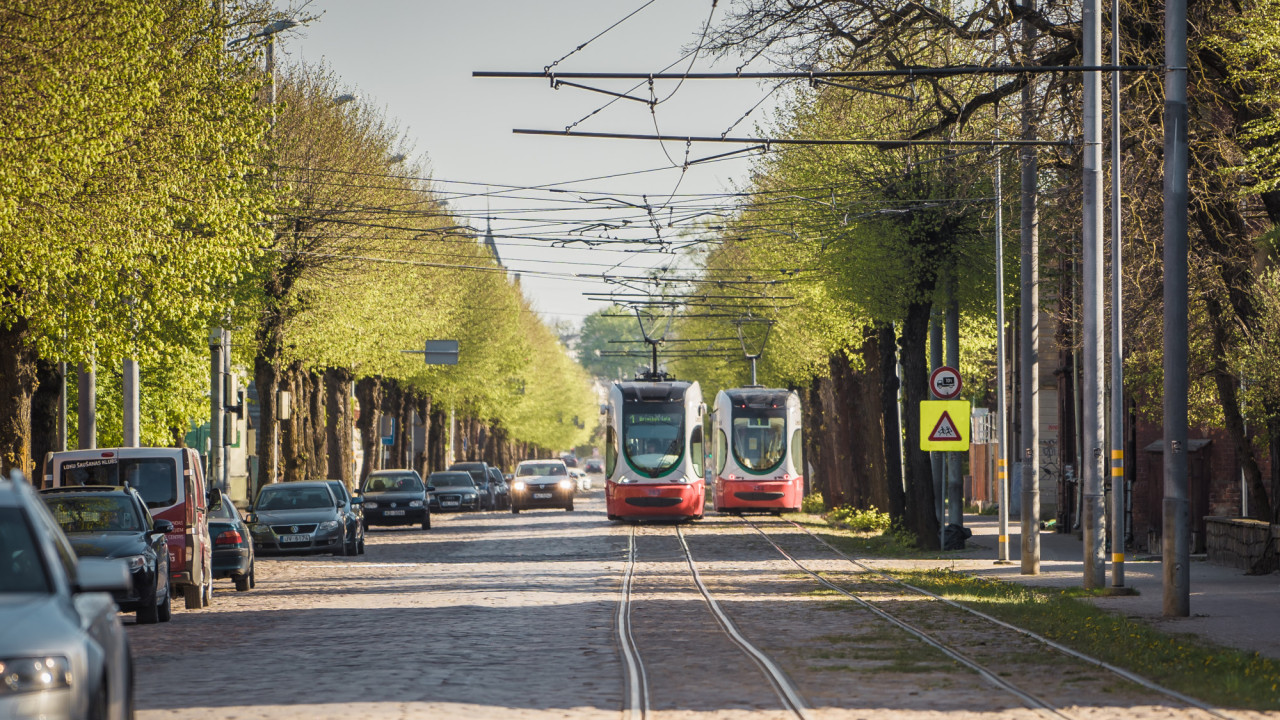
[616, 522, 813, 720]
[741, 515, 1241, 720]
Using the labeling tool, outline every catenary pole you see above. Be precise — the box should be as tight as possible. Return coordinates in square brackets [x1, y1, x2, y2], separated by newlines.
[1110, 0, 1127, 588]
[945, 272, 962, 535]
[1163, 0, 1191, 617]
[995, 106, 1011, 564]
[122, 359, 139, 447]
[77, 359, 96, 449]
[1082, 0, 1108, 590]
[930, 307, 944, 539]
[1020, 0, 1042, 575]
[210, 327, 225, 491]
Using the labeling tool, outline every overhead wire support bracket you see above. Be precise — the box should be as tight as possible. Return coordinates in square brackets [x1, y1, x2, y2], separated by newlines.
[475, 65, 1159, 81]
[513, 128, 1075, 148]
[810, 78, 914, 103]
[552, 79, 654, 106]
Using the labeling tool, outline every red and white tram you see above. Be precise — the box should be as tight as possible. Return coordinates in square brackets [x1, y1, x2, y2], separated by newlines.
[711, 388, 804, 514]
[604, 378, 706, 522]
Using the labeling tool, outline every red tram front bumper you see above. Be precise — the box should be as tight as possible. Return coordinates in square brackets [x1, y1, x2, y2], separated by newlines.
[607, 481, 704, 520]
[715, 478, 802, 512]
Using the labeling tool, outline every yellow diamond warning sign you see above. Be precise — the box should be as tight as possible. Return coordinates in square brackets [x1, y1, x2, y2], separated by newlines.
[920, 400, 971, 451]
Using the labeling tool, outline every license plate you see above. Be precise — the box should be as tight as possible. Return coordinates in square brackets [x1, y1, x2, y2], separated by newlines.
[280, 534, 310, 543]
[442, 501, 459, 507]
[385, 510, 405, 516]
[533, 492, 552, 499]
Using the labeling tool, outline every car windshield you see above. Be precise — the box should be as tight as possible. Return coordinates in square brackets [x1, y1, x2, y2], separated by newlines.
[517, 463, 565, 477]
[326, 483, 349, 502]
[363, 474, 423, 492]
[256, 487, 334, 511]
[0, 507, 51, 594]
[731, 405, 787, 473]
[60, 457, 178, 509]
[44, 495, 145, 532]
[429, 473, 474, 488]
[622, 400, 685, 477]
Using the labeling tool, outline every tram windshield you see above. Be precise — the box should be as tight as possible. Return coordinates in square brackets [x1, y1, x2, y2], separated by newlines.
[622, 401, 685, 477]
[731, 404, 787, 473]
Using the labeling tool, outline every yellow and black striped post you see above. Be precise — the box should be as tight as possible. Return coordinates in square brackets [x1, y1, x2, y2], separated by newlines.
[1111, 448, 1125, 586]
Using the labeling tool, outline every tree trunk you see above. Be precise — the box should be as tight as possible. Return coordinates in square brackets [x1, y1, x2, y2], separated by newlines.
[253, 355, 279, 493]
[386, 382, 405, 469]
[356, 376, 383, 482]
[879, 323, 906, 520]
[0, 317, 37, 478]
[803, 377, 823, 501]
[279, 363, 306, 482]
[902, 300, 941, 549]
[415, 395, 432, 479]
[31, 358, 62, 472]
[308, 371, 327, 480]
[830, 352, 857, 505]
[854, 329, 889, 511]
[815, 374, 842, 506]
[324, 367, 353, 488]
[428, 406, 447, 474]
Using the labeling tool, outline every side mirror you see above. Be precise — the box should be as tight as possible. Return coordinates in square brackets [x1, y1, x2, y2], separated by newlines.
[74, 557, 131, 594]
[208, 487, 225, 512]
[151, 519, 175, 535]
[427, 485, 436, 492]
[245, 513, 257, 524]
[350, 495, 363, 505]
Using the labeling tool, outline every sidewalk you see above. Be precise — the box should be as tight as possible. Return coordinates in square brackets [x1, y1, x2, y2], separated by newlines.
[911, 515, 1280, 660]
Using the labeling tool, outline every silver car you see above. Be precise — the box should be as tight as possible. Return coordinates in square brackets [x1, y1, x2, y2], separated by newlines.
[0, 472, 133, 720]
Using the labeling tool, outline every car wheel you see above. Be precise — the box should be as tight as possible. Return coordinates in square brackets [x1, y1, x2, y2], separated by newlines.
[345, 534, 358, 556]
[183, 584, 201, 609]
[511, 506, 520, 514]
[201, 580, 211, 607]
[157, 586, 172, 623]
[566, 501, 574, 512]
[234, 573, 250, 592]
[136, 594, 160, 625]
[249, 565, 257, 589]
[361, 519, 369, 531]
[358, 536, 366, 554]
[87, 675, 109, 720]
[422, 515, 431, 530]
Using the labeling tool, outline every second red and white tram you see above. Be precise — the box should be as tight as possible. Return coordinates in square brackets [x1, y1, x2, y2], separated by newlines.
[711, 388, 804, 514]
[604, 379, 707, 522]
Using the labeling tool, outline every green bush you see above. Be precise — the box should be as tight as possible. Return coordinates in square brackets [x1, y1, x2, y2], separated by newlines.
[827, 505, 893, 533]
[801, 492, 825, 514]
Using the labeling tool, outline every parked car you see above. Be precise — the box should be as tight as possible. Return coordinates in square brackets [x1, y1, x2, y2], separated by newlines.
[1, 472, 135, 719]
[247, 482, 351, 556]
[43, 447, 214, 610]
[559, 454, 579, 469]
[360, 470, 430, 530]
[448, 462, 496, 510]
[569, 469, 592, 492]
[584, 458, 604, 474]
[510, 459, 575, 513]
[40, 485, 173, 624]
[325, 481, 366, 555]
[208, 496, 255, 592]
[487, 466, 510, 510]
[427, 471, 481, 512]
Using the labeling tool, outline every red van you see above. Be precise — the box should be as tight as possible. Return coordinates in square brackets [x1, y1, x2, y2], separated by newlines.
[44, 447, 214, 610]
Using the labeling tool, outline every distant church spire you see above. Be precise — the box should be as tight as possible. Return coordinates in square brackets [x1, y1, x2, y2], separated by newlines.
[483, 216, 503, 268]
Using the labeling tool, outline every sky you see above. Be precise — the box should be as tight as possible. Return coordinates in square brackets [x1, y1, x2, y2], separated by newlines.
[284, 0, 785, 328]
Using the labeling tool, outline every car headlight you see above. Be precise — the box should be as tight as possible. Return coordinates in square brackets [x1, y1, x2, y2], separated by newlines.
[251, 524, 272, 537]
[559, 479, 573, 490]
[118, 554, 148, 572]
[0, 656, 71, 695]
[318, 521, 341, 532]
[364, 501, 377, 509]
[408, 500, 423, 508]
[513, 481, 526, 491]
[463, 493, 476, 500]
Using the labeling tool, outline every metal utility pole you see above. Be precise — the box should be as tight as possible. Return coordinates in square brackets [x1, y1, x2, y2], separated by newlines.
[210, 327, 226, 491]
[930, 308, 944, 529]
[1163, 0, 1191, 618]
[1109, 0, 1127, 589]
[122, 359, 139, 447]
[995, 121, 1011, 564]
[1082, 0, 1108, 590]
[945, 273, 962, 531]
[57, 362, 67, 451]
[77, 359, 96, 449]
[1020, 0, 1042, 576]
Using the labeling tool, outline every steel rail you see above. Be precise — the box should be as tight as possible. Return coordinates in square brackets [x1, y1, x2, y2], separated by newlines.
[616, 526, 649, 720]
[739, 517, 1071, 719]
[674, 525, 813, 720]
[763, 517, 1240, 720]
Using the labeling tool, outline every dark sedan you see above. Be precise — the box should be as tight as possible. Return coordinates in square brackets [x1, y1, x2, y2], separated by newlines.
[326, 480, 366, 555]
[487, 466, 510, 510]
[40, 485, 173, 623]
[248, 482, 350, 556]
[208, 497, 255, 591]
[360, 470, 430, 530]
[448, 462, 496, 510]
[427, 471, 480, 512]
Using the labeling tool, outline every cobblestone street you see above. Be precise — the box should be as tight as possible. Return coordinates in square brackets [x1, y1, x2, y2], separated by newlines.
[126, 492, 1274, 719]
